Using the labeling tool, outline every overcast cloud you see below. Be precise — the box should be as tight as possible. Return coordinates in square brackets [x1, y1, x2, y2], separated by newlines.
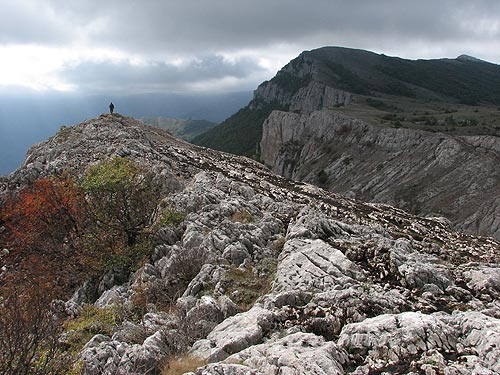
[1, 0, 500, 93]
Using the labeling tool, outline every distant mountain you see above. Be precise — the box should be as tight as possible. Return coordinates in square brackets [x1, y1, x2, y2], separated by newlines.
[0, 90, 251, 175]
[140, 117, 217, 141]
[193, 46, 500, 156]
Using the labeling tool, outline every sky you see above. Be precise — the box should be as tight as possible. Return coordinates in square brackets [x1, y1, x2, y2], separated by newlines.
[1, 0, 500, 95]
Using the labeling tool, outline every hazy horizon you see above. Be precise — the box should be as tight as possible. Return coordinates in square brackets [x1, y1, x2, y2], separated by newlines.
[0, 90, 252, 175]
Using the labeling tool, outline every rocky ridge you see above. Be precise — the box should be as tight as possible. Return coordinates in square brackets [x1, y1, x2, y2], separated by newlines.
[260, 109, 500, 240]
[2, 114, 500, 374]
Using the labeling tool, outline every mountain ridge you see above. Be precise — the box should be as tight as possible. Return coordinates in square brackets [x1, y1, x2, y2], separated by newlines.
[193, 46, 500, 156]
[260, 109, 500, 239]
[194, 46, 500, 239]
[1, 114, 500, 374]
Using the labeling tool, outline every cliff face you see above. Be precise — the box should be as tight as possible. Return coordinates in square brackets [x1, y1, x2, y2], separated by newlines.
[253, 80, 352, 113]
[2, 114, 500, 375]
[260, 110, 500, 239]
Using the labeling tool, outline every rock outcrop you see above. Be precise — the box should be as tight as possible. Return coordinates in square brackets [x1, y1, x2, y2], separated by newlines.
[260, 109, 500, 240]
[2, 114, 500, 374]
[253, 80, 352, 114]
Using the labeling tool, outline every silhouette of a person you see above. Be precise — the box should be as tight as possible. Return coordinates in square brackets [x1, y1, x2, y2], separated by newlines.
[109, 102, 115, 114]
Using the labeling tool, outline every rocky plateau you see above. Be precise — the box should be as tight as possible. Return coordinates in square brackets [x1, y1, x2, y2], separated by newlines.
[1, 114, 500, 374]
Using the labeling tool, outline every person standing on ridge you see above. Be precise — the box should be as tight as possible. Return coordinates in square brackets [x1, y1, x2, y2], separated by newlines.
[109, 102, 115, 114]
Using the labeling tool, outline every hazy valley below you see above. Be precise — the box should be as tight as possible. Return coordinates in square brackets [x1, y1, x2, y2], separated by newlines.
[0, 90, 251, 175]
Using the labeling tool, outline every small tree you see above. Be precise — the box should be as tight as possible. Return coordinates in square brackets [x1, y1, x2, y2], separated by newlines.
[1, 174, 88, 290]
[0, 270, 69, 375]
[2, 175, 85, 249]
[81, 157, 162, 246]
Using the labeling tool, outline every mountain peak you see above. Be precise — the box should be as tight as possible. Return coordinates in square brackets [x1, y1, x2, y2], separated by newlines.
[456, 54, 486, 63]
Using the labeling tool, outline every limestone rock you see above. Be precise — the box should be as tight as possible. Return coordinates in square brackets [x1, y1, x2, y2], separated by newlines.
[190, 306, 275, 362]
[226, 332, 348, 375]
[2, 115, 499, 374]
[338, 312, 457, 362]
[273, 238, 366, 293]
[192, 363, 264, 375]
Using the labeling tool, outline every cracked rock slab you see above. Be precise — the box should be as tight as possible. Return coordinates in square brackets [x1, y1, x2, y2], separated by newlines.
[273, 238, 366, 293]
[225, 332, 348, 375]
[190, 306, 275, 362]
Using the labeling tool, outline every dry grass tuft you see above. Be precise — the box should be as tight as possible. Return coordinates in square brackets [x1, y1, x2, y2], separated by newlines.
[161, 355, 207, 375]
[229, 210, 254, 224]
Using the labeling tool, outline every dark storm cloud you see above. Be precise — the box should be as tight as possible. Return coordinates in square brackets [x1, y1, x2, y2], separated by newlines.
[35, 0, 500, 53]
[59, 55, 265, 93]
[6, 0, 500, 52]
[2, 0, 500, 93]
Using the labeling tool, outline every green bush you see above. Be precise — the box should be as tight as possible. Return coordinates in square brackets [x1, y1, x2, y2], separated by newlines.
[63, 305, 120, 354]
[81, 157, 162, 246]
[81, 157, 141, 194]
[160, 209, 187, 227]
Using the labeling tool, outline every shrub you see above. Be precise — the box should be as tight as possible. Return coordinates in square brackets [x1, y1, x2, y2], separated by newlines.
[166, 248, 208, 301]
[81, 157, 162, 246]
[1, 174, 88, 292]
[0, 272, 69, 375]
[159, 209, 187, 227]
[79, 231, 151, 276]
[221, 260, 277, 311]
[79, 157, 164, 279]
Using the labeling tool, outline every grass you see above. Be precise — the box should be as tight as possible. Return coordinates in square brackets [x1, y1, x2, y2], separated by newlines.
[221, 260, 277, 311]
[159, 209, 187, 227]
[330, 95, 500, 137]
[63, 305, 121, 355]
[272, 236, 286, 252]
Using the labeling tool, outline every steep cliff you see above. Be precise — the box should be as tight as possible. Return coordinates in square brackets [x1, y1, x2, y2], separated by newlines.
[1, 114, 500, 375]
[260, 110, 500, 239]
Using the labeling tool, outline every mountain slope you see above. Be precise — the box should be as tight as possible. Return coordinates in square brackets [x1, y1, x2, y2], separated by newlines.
[1, 114, 500, 375]
[0, 90, 252, 176]
[193, 46, 500, 239]
[191, 101, 285, 157]
[194, 46, 500, 157]
[260, 110, 500, 239]
[140, 117, 217, 141]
